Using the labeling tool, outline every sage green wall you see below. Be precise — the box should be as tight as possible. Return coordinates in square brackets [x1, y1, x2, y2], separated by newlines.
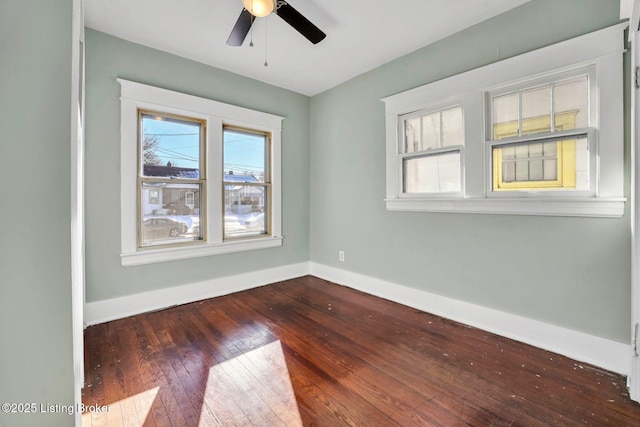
[0, 1, 75, 426]
[309, 0, 631, 343]
[84, 29, 310, 302]
[86, 1, 630, 344]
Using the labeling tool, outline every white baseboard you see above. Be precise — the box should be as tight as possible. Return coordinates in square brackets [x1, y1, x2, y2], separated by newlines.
[309, 262, 631, 376]
[84, 260, 630, 375]
[84, 262, 309, 326]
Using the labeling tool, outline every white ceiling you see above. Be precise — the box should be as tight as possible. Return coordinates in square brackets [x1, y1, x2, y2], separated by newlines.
[85, 0, 530, 96]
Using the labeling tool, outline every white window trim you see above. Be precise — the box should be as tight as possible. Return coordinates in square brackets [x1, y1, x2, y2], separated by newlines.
[382, 22, 627, 218]
[118, 79, 283, 266]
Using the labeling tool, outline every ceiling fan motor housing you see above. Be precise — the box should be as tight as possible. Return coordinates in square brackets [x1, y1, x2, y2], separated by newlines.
[242, 0, 276, 17]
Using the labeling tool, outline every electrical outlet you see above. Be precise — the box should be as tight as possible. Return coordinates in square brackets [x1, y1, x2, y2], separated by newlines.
[339, 250, 345, 262]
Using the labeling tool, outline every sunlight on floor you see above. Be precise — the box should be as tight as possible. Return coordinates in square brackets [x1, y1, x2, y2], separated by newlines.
[83, 386, 159, 426]
[200, 340, 303, 426]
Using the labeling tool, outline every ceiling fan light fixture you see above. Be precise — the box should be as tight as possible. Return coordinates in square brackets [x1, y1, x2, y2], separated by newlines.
[242, 0, 275, 18]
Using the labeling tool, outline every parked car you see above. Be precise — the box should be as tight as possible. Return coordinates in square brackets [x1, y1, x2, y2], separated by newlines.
[172, 215, 200, 235]
[143, 217, 188, 239]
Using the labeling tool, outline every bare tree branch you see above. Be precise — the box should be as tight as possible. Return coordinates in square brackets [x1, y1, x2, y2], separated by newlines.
[143, 133, 161, 166]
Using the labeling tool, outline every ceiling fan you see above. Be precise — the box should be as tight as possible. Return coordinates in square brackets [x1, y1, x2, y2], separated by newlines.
[227, 0, 326, 46]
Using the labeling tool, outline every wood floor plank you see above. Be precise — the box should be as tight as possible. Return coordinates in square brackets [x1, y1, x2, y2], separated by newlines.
[86, 323, 109, 427]
[128, 317, 173, 427]
[218, 297, 410, 425]
[98, 323, 125, 427]
[105, 321, 141, 427]
[116, 321, 157, 427]
[246, 281, 538, 423]
[139, 316, 200, 427]
[147, 309, 224, 426]
[273, 278, 621, 424]
[134, 316, 189, 427]
[186, 307, 300, 426]
[233, 287, 436, 425]
[239, 280, 636, 426]
[83, 275, 640, 426]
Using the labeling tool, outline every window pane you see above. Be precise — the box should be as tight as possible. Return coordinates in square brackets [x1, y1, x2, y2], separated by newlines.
[502, 162, 515, 182]
[543, 159, 558, 180]
[421, 112, 440, 150]
[554, 76, 589, 130]
[496, 141, 560, 184]
[493, 92, 519, 139]
[515, 160, 529, 181]
[224, 129, 267, 182]
[141, 182, 202, 245]
[522, 85, 551, 135]
[502, 146, 515, 160]
[528, 143, 543, 158]
[493, 136, 588, 191]
[573, 136, 589, 190]
[529, 159, 544, 181]
[403, 152, 461, 193]
[544, 141, 557, 157]
[515, 144, 529, 159]
[141, 113, 202, 178]
[404, 117, 420, 153]
[442, 106, 463, 147]
[224, 185, 267, 238]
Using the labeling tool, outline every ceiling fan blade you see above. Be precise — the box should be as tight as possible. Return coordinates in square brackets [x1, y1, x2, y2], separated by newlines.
[226, 9, 253, 46]
[276, 1, 326, 44]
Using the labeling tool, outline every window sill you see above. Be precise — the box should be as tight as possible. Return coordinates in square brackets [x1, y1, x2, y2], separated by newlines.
[121, 235, 283, 266]
[385, 198, 626, 218]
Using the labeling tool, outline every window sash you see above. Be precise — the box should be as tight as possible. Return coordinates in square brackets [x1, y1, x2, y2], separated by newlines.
[402, 150, 462, 194]
[486, 66, 594, 141]
[492, 140, 572, 190]
[223, 182, 271, 239]
[486, 129, 594, 196]
[138, 178, 206, 248]
[138, 110, 206, 249]
[138, 110, 206, 179]
[222, 126, 271, 241]
[400, 104, 463, 154]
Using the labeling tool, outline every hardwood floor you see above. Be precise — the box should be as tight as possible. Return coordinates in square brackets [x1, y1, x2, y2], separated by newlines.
[83, 275, 640, 426]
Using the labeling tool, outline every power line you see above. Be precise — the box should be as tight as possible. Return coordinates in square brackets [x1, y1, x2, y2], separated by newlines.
[154, 147, 199, 162]
[145, 133, 199, 136]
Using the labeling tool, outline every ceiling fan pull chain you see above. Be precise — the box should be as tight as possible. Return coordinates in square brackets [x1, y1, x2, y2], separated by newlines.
[264, 15, 269, 66]
[249, 0, 255, 46]
[249, 14, 255, 47]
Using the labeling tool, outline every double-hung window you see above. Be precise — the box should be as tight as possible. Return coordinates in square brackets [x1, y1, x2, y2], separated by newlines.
[383, 22, 625, 217]
[119, 79, 283, 266]
[223, 127, 271, 239]
[400, 104, 463, 194]
[487, 68, 595, 195]
[139, 111, 206, 246]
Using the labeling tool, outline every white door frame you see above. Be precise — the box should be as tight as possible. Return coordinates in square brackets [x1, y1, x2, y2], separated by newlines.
[629, 0, 640, 403]
[71, 0, 86, 425]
